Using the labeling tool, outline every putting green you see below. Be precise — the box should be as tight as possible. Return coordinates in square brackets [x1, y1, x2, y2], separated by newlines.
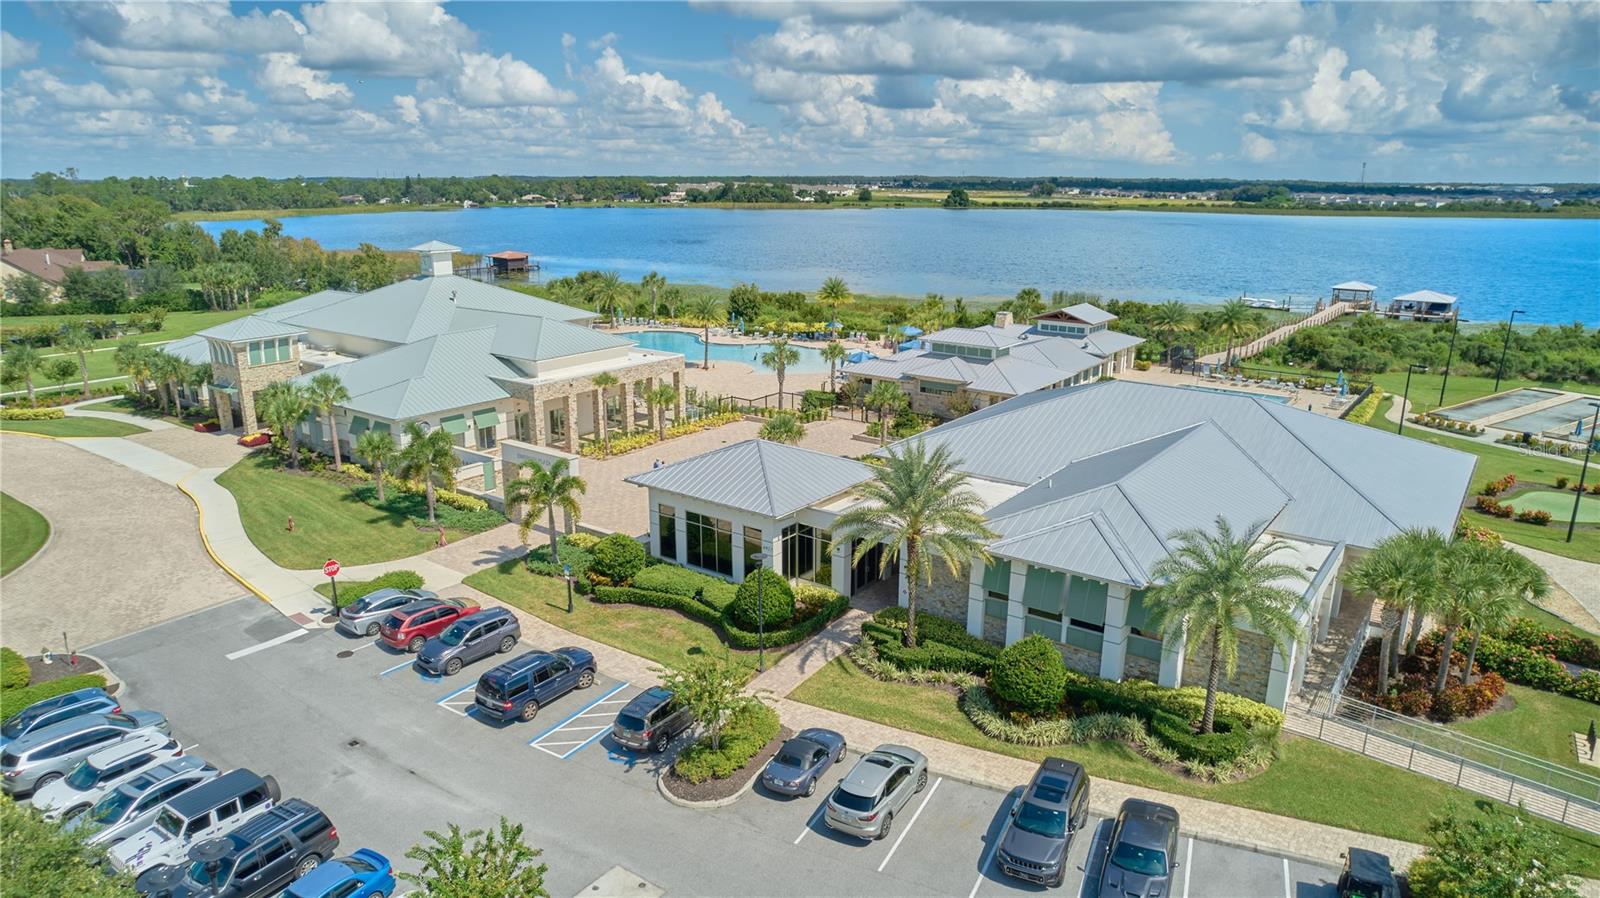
[1512, 489, 1600, 524]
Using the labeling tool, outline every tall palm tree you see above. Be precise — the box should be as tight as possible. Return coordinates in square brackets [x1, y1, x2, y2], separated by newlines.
[821, 340, 848, 389]
[759, 411, 805, 444]
[589, 271, 631, 325]
[760, 336, 801, 409]
[641, 271, 666, 320]
[865, 381, 906, 447]
[57, 324, 96, 398]
[306, 371, 351, 471]
[659, 285, 683, 319]
[818, 277, 852, 323]
[1346, 528, 1448, 684]
[395, 422, 457, 524]
[1011, 287, 1045, 321]
[113, 339, 148, 399]
[831, 442, 996, 647]
[1150, 300, 1191, 365]
[1460, 542, 1548, 683]
[590, 372, 618, 454]
[2, 344, 43, 405]
[683, 294, 723, 369]
[644, 382, 677, 441]
[1215, 298, 1257, 366]
[505, 458, 587, 566]
[1147, 517, 1306, 734]
[354, 429, 397, 503]
[146, 352, 182, 415]
[185, 362, 214, 412]
[257, 381, 312, 469]
[1430, 540, 1501, 694]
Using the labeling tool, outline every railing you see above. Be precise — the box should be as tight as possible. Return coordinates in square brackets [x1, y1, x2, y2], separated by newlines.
[1322, 622, 1371, 706]
[1293, 691, 1600, 832]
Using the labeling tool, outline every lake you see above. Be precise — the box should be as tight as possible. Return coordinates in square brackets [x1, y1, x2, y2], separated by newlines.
[197, 206, 1600, 325]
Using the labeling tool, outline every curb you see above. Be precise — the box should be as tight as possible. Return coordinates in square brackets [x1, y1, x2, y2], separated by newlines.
[656, 762, 765, 809]
[0, 429, 60, 441]
[0, 498, 55, 583]
[174, 472, 275, 608]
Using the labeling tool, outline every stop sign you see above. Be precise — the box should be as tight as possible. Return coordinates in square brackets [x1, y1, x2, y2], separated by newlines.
[323, 559, 341, 578]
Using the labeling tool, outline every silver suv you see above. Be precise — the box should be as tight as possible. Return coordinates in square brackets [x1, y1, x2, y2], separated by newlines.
[31, 731, 185, 821]
[67, 757, 219, 847]
[824, 744, 928, 841]
[0, 711, 169, 797]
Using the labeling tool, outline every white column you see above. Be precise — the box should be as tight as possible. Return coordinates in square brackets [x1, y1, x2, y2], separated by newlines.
[1099, 582, 1130, 681]
[732, 518, 750, 583]
[1265, 643, 1295, 710]
[672, 513, 688, 567]
[965, 562, 986, 638]
[1158, 630, 1186, 688]
[896, 545, 908, 607]
[831, 539, 852, 598]
[767, 531, 784, 582]
[1005, 563, 1028, 646]
[647, 491, 661, 558]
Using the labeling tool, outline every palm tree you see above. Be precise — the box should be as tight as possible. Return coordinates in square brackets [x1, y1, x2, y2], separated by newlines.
[759, 411, 805, 444]
[505, 458, 587, 566]
[1215, 298, 1257, 367]
[590, 372, 618, 454]
[57, 325, 95, 398]
[760, 336, 801, 409]
[395, 422, 457, 524]
[1146, 517, 1307, 734]
[146, 352, 182, 415]
[865, 381, 906, 447]
[1011, 287, 1045, 321]
[818, 277, 852, 323]
[1430, 540, 1501, 694]
[821, 340, 848, 389]
[185, 362, 214, 412]
[683, 295, 723, 369]
[641, 271, 666, 320]
[831, 442, 996, 648]
[1150, 300, 1191, 366]
[589, 271, 631, 325]
[257, 381, 312, 469]
[1460, 541, 1548, 684]
[2, 344, 43, 405]
[306, 371, 351, 471]
[355, 429, 397, 503]
[1346, 528, 1448, 685]
[113, 339, 149, 399]
[644, 382, 677, 441]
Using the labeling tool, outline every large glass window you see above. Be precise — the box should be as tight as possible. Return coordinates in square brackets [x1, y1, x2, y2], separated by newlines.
[918, 380, 956, 395]
[685, 511, 732, 576]
[548, 407, 567, 443]
[247, 342, 263, 366]
[743, 526, 764, 575]
[658, 504, 677, 561]
[781, 522, 832, 585]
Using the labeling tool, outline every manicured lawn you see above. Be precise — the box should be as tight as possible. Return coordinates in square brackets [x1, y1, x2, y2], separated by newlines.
[1515, 489, 1600, 523]
[35, 346, 122, 381]
[1451, 683, 1600, 775]
[1517, 597, 1600, 639]
[0, 308, 258, 349]
[1368, 372, 1594, 416]
[0, 417, 147, 437]
[1, 492, 49, 576]
[215, 454, 477, 569]
[463, 561, 784, 682]
[790, 656, 1600, 875]
[80, 397, 209, 427]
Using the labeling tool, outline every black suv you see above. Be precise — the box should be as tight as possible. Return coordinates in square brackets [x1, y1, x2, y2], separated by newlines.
[135, 798, 339, 898]
[996, 757, 1091, 887]
[475, 648, 597, 722]
[610, 687, 693, 753]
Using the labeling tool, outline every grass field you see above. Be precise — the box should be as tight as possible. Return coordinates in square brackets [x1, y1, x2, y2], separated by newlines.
[1515, 489, 1600, 523]
[0, 492, 49, 576]
[1371, 371, 1597, 416]
[464, 561, 783, 682]
[789, 655, 1600, 875]
[0, 417, 147, 437]
[1451, 683, 1600, 774]
[0, 308, 258, 349]
[215, 454, 476, 569]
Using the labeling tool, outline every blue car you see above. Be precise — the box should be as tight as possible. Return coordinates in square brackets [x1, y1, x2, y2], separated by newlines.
[280, 848, 396, 898]
[0, 687, 120, 750]
[761, 726, 847, 797]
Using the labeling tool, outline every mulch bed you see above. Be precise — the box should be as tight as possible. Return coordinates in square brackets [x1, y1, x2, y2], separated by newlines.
[661, 725, 793, 803]
[25, 653, 104, 686]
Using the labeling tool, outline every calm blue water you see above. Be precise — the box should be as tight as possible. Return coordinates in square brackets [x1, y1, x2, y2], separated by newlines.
[1180, 384, 1291, 404]
[631, 330, 832, 374]
[198, 207, 1600, 325]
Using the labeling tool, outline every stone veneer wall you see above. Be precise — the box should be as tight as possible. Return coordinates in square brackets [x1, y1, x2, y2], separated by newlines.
[1182, 630, 1272, 703]
[212, 345, 302, 432]
[1125, 654, 1161, 683]
[508, 354, 683, 449]
[1057, 642, 1101, 676]
[916, 561, 970, 623]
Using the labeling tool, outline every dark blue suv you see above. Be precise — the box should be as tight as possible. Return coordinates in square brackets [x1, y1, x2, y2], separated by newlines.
[473, 648, 596, 722]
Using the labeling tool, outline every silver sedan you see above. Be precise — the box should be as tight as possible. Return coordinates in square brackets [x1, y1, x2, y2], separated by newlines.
[335, 587, 438, 637]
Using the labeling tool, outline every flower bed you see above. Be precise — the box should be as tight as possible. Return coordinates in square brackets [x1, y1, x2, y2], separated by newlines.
[1494, 432, 1583, 459]
[1410, 414, 1484, 436]
[1350, 637, 1507, 722]
[1495, 618, 1600, 668]
[238, 430, 271, 447]
[578, 412, 743, 459]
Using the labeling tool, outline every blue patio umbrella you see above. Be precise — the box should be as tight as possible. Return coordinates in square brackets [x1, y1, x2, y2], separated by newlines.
[827, 320, 841, 331]
[847, 350, 871, 363]
[897, 340, 921, 352]
[901, 325, 923, 337]
[1335, 370, 1346, 388]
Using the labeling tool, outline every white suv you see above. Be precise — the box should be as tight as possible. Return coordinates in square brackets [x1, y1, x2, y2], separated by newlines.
[106, 768, 277, 876]
[31, 732, 184, 821]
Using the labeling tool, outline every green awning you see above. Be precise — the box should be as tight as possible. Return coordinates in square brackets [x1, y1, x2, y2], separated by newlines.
[440, 414, 469, 435]
[348, 416, 370, 435]
[472, 408, 499, 429]
[372, 421, 391, 435]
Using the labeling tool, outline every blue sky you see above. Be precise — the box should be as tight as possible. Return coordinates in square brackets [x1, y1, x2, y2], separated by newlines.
[1, 1, 1596, 182]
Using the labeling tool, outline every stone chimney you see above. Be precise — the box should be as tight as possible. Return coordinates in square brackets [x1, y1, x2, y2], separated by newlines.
[994, 310, 1014, 328]
[409, 240, 461, 277]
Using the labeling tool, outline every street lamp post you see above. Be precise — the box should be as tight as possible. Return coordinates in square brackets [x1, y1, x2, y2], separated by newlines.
[1567, 402, 1600, 544]
[1438, 311, 1461, 407]
[563, 564, 573, 614]
[1397, 364, 1429, 436]
[1493, 309, 1524, 393]
[753, 550, 774, 672]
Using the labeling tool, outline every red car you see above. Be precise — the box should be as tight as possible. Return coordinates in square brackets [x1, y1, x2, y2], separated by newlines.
[379, 598, 478, 652]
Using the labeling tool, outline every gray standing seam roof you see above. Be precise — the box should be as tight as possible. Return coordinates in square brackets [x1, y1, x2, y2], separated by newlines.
[625, 440, 874, 518]
[194, 316, 308, 342]
[278, 274, 593, 345]
[297, 327, 521, 420]
[1054, 303, 1117, 325]
[156, 335, 210, 365]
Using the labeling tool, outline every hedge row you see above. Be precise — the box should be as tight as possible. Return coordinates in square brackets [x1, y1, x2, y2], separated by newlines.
[631, 565, 737, 609]
[860, 607, 1001, 675]
[589, 585, 850, 650]
[0, 674, 109, 720]
[673, 701, 781, 784]
[1058, 670, 1281, 766]
[0, 408, 66, 421]
[1453, 631, 1600, 704]
[1, 648, 30, 690]
[1495, 618, 1600, 668]
[526, 538, 595, 594]
[723, 593, 850, 650]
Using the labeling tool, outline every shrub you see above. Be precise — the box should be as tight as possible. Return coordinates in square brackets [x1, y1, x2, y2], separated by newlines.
[1556, 476, 1570, 490]
[672, 701, 780, 784]
[1473, 496, 1501, 515]
[1433, 673, 1506, 722]
[1, 648, 30, 690]
[1133, 359, 1152, 371]
[1343, 390, 1384, 425]
[800, 389, 837, 412]
[861, 607, 1001, 675]
[729, 568, 794, 630]
[990, 634, 1069, 715]
[0, 407, 66, 420]
[564, 532, 602, 552]
[1497, 618, 1600, 667]
[591, 586, 723, 627]
[1515, 508, 1553, 525]
[588, 533, 647, 584]
[722, 591, 849, 649]
[328, 570, 424, 608]
[632, 565, 738, 608]
[0, 674, 108, 719]
[525, 538, 593, 593]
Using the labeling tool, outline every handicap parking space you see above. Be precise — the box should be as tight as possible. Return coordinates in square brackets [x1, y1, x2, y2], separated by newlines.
[526, 681, 634, 758]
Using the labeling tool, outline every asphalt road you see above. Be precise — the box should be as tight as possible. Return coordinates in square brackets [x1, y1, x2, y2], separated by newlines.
[88, 598, 1343, 898]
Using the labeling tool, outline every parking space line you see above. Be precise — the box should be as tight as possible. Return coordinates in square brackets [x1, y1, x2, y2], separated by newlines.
[1183, 837, 1192, 898]
[526, 682, 630, 759]
[1282, 857, 1291, 898]
[224, 629, 307, 660]
[876, 776, 941, 873]
[551, 724, 616, 760]
[435, 684, 478, 716]
[794, 802, 826, 845]
[344, 640, 376, 653]
[968, 793, 1014, 898]
[377, 659, 414, 678]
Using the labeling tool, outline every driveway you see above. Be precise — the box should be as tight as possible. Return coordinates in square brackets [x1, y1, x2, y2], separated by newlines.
[0, 435, 245, 653]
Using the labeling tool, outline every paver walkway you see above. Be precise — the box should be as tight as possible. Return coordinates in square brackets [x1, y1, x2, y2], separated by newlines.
[1512, 543, 1600, 626]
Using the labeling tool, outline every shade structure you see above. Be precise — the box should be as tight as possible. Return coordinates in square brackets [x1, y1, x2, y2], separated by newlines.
[901, 325, 924, 336]
[472, 407, 498, 429]
[440, 414, 469, 434]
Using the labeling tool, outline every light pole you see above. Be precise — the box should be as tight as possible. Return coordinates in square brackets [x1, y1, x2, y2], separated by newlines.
[753, 550, 774, 672]
[1438, 310, 1460, 407]
[1493, 309, 1524, 393]
[1567, 402, 1600, 543]
[563, 563, 573, 614]
[1397, 364, 1428, 436]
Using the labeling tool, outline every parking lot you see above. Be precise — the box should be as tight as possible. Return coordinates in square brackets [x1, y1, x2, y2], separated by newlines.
[89, 598, 1342, 897]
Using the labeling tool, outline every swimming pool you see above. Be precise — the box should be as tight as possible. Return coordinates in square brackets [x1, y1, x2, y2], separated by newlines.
[1434, 387, 1562, 422]
[1179, 384, 1291, 404]
[628, 330, 833, 374]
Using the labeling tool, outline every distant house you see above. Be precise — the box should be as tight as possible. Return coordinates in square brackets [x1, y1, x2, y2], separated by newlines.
[0, 239, 122, 303]
[338, 194, 365, 205]
[487, 251, 530, 275]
